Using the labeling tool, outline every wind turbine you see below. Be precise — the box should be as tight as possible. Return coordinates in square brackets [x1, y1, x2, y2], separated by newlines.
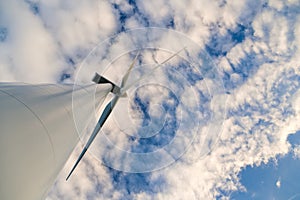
[66, 47, 186, 180]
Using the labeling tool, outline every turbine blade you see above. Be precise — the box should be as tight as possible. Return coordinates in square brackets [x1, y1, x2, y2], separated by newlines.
[121, 51, 140, 88]
[66, 96, 119, 181]
[121, 47, 186, 93]
[66, 146, 88, 181]
[159, 46, 187, 65]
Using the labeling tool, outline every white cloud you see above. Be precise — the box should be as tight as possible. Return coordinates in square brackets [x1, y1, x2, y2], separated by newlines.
[269, 0, 284, 11]
[293, 145, 300, 159]
[0, 0, 64, 82]
[135, 0, 171, 22]
[38, 0, 118, 55]
[1, 0, 299, 199]
[276, 178, 281, 188]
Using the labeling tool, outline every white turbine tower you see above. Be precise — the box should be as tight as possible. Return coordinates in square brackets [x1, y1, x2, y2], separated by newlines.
[0, 48, 185, 200]
[0, 82, 112, 200]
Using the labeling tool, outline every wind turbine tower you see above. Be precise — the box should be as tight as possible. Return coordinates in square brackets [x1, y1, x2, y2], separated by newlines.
[0, 82, 111, 200]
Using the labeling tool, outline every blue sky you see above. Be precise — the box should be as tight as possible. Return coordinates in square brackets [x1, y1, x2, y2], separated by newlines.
[230, 131, 300, 200]
[231, 134, 300, 200]
[1, 0, 300, 199]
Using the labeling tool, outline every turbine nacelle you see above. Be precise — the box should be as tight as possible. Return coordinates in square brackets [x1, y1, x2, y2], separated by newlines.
[92, 72, 127, 97]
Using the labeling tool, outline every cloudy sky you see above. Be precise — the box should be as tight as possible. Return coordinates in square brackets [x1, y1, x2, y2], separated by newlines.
[1, 0, 300, 199]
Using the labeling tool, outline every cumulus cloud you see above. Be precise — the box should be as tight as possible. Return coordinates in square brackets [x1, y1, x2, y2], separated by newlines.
[0, 0, 64, 82]
[293, 145, 300, 159]
[0, 0, 119, 83]
[38, 0, 118, 54]
[1, 0, 299, 200]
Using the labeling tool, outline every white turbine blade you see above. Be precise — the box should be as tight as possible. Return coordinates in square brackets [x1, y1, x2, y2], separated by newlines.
[66, 96, 119, 180]
[66, 52, 144, 180]
[121, 47, 186, 93]
[121, 51, 140, 88]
